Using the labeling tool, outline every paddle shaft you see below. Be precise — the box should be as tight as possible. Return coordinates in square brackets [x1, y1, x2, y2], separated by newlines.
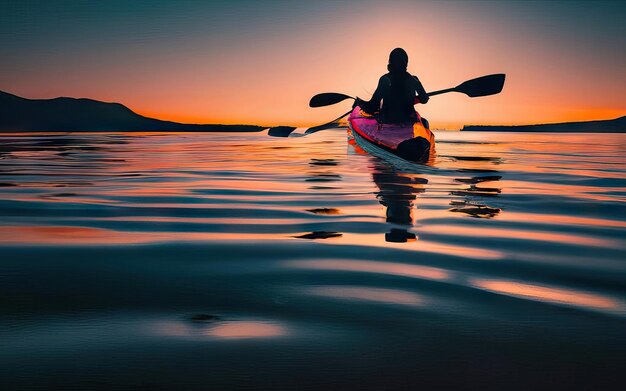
[304, 109, 352, 135]
[426, 87, 455, 97]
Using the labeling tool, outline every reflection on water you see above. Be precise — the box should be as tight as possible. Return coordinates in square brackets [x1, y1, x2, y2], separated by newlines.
[305, 286, 425, 307]
[155, 319, 288, 340]
[372, 163, 424, 242]
[372, 165, 426, 226]
[294, 231, 342, 240]
[306, 207, 341, 215]
[1, 131, 625, 390]
[471, 278, 624, 314]
[208, 321, 287, 339]
[449, 200, 501, 218]
[288, 259, 450, 281]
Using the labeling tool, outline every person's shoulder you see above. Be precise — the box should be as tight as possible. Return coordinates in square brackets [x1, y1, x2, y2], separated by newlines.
[379, 74, 392, 86]
[409, 73, 424, 85]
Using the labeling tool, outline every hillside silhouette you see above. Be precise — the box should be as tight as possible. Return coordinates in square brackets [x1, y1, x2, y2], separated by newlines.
[0, 90, 264, 132]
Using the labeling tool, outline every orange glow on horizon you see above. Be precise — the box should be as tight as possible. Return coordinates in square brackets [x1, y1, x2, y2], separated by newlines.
[130, 114, 626, 132]
[134, 104, 626, 129]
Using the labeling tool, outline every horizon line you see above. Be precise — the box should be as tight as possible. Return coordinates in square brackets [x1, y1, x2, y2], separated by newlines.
[2, 88, 624, 131]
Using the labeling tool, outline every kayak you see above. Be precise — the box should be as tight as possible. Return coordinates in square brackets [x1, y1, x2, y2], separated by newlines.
[347, 106, 435, 163]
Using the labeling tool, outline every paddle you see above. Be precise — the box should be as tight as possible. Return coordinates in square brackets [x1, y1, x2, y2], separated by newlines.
[268, 109, 352, 138]
[270, 74, 505, 137]
[305, 109, 353, 133]
[309, 73, 506, 109]
[426, 73, 506, 98]
[309, 93, 355, 108]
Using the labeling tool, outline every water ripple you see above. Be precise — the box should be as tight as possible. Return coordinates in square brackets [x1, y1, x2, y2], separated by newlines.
[1, 131, 625, 389]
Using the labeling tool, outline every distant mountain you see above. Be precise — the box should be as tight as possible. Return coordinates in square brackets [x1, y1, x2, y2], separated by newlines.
[0, 90, 265, 132]
[462, 116, 626, 132]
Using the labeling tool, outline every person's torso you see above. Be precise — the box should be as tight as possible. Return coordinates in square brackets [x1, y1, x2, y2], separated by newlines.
[380, 72, 416, 123]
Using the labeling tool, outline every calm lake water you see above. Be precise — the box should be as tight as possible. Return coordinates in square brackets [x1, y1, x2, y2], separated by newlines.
[1, 130, 625, 390]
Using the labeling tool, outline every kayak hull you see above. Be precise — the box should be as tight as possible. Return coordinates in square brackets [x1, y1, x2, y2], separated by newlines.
[347, 106, 435, 163]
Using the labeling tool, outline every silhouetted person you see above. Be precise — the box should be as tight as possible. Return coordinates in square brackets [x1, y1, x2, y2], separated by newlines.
[354, 48, 429, 124]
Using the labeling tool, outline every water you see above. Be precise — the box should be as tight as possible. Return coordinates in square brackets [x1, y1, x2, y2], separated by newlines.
[1, 130, 625, 390]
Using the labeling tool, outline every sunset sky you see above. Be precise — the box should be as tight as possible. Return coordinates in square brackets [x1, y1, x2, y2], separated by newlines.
[1, 0, 625, 129]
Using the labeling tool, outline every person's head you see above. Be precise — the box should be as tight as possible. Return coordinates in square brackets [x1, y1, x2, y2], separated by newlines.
[387, 48, 408, 73]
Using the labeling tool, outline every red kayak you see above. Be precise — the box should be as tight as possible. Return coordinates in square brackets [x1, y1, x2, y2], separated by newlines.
[348, 106, 435, 163]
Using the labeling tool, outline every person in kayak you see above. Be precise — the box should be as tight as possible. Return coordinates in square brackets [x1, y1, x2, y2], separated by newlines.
[354, 48, 429, 124]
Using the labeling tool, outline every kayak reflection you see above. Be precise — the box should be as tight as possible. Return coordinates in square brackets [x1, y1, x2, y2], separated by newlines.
[355, 143, 503, 243]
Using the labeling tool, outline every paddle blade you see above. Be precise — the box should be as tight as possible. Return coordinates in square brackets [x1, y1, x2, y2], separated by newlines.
[309, 93, 354, 108]
[268, 126, 297, 137]
[456, 74, 506, 97]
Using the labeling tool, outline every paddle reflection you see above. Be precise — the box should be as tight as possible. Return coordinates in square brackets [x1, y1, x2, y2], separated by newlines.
[306, 157, 342, 188]
[449, 174, 502, 218]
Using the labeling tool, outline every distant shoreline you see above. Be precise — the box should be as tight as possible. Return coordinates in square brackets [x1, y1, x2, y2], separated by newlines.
[462, 116, 626, 133]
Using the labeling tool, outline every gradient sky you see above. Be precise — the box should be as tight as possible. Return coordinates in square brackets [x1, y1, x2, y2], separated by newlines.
[1, 0, 625, 128]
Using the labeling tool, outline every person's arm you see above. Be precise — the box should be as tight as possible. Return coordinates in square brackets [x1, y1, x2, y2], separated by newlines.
[354, 76, 390, 114]
[413, 76, 429, 104]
